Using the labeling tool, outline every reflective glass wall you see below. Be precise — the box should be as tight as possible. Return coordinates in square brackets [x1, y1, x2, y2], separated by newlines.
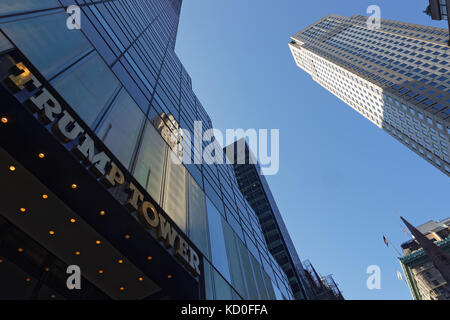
[0, 0, 293, 300]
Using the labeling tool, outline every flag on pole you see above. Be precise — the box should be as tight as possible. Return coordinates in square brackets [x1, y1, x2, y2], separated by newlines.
[397, 271, 403, 281]
[383, 235, 389, 247]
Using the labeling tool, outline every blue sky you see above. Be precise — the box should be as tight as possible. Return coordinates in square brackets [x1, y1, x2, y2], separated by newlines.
[175, 0, 450, 300]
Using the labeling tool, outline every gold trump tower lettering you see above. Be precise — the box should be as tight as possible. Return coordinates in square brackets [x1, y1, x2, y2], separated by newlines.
[5, 61, 201, 277]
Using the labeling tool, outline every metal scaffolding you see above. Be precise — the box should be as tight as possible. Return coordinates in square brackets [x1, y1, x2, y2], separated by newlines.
[302, 260, 344, 300]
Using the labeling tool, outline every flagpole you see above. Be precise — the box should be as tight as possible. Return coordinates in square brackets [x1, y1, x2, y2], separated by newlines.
[389, 211, 407, 256]
[387, 244, 401, 259]
[383, 234, 403, 257]
[401, 225, 413, 239]
[391, 242, 403, 257]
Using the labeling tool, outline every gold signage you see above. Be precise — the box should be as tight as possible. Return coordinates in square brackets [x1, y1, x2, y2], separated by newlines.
[151, 112, 184, 159]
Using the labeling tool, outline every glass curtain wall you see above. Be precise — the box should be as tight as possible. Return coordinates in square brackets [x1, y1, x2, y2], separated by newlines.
[0, 1, 293, 300]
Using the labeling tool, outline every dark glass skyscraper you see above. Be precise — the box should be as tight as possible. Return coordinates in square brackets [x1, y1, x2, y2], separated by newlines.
[227, 140, 310, 300]
[227, 140, 343, 300]
[0, 1, 294, 300]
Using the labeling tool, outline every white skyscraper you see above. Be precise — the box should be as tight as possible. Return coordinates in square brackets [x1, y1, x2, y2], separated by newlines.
[289, 15, 450, 177]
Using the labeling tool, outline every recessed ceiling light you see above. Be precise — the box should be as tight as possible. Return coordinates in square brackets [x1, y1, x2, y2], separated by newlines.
[70, 218, 76, 223]
[17, 248, 23, 253]
[19, 208, 26, 213]
[9, 165, 16, 171]
[38, 153, 45, 159]
[42, 194, 49, 199]
[71, 184, 78, 189]
[98, 269, 104, 274]
[118, 259, 123, 264]
[119, 286, 125, 291]
[147, 256, 153, 260]
[99, 210, 106, 216]
[95, 240, 101, 245]
[75, 251, 81, 256]
[138, 277, 144, 282]
[1, 117, 8, 124]
[25, 277, 31, 282]
[124, 234, 131, 239]
[49, 230, 55, 236]
[167, 275, 173, 279]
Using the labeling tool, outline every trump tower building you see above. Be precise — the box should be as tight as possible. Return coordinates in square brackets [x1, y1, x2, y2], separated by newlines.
[0, 0, 299, 300]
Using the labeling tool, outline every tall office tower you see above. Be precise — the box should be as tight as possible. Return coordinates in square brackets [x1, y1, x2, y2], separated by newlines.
[227, 140, 343, 300]
[226, 140, 310, 300]
[289, 15, 450, 177]
[0, 1, 294, 300]
[399, 218, 450, 300]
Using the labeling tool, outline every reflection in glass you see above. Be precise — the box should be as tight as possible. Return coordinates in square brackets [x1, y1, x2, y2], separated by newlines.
[0, 0, 60, 16]
[188, 176, 210, 259]
[203, 259, 215, 300]
[206, 198, 231, 283]
[97, 88, 144, 168]
[222, 220, 247, 299]
[1, 11, 91, 78]
[163, 149, 187, 231]
[213, 269, 233, 300]
[52, 53, 119, 126]
[236, 237, 259, 299]
[133, 122, 166, 205]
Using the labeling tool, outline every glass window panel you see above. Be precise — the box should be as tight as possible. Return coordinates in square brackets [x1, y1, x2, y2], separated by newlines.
[91, 3, 127, 52]
[276, 275, 289, 300]
[188, 175, 210, 259]
[206, 198, 231, 282]
[226, 209, 244, 241]
[212, 269, 233, 300]
[263, 271, 276, 300]
[246, 236, 261, 264]
[222, 220, 247, 299]
[203, 259, 215, 300]
[250, 253, 268, 300]
[0, 0, 60, 16]
[1, 11, 91, 78]
[112, 59, 149, 113]
[185, 164, 203, 189]
[0, 32, 12, 53]
[204, 178, 224, 216]
[133, 122, 166, 205]
[52, 53, 119, 126]
[97, 88, 144, 169]
[273, 282, 285, 300]
[235, 236, 259, 300]
[163, 150, 187, 232]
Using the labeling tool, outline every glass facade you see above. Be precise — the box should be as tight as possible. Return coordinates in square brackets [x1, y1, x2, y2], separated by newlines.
[229, 141, 311, 300]
[290, 15, 450, 177]
[0, 0, 293, 299]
